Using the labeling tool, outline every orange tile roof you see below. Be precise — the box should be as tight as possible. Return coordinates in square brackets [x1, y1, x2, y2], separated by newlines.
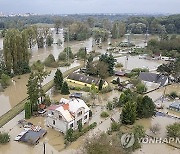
[62, 103, 69, 110]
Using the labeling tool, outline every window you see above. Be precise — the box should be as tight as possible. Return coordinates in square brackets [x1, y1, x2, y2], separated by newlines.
[59, 115, 62, 119]
[84, 115, 88, 120]
[70, 123, 73, 128]
[53, 120, 55, 125]
[77, 111, 82, 116]
[51, 111, 54, 115]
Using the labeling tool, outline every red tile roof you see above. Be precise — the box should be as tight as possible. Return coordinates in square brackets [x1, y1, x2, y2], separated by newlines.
[62, 104, 69, 110]
[47, 105, 61, 110]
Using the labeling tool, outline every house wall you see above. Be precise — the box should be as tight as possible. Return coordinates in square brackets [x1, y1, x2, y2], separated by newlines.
[46, 108, 90, 133]
[66, 79, 108, 89]
[46, 110, 69, 134]
[66, 79, 98, 88]
[142, 81, 160, 89]
[164, 78, 169, 86]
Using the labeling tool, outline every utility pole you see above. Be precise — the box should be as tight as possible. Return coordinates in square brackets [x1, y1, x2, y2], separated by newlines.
[43, 141, 46, 154]
[161, 85, 167, 108]
[145, 27, 149, 46]
[127, 29, 131, 48]
[66, 27, 70, 64]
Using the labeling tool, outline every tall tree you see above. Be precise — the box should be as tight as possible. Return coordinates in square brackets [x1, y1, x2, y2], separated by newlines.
[46, 35, 54, 46]
[3, 29, 29, 75]
[27, 73, 39, 111]
[23, 26, 37, 49]
[61, 81, 70, 95]
[98, 79, 104, 91]
[121, 101, 137, 125]
[27, 63, 49, 111]
[54, 18, 62, 34]
[96, 61, 109, 79]
[111, 21, 126, 39]
[54, 69, 63, 90]
[99, 53, 116, 76]
[25, 101, 32, 119]
[136, 95, 155, 118]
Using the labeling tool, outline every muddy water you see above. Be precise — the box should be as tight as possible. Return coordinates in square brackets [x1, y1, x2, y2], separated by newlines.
[0, 60, 81, 116]
[116, 55, 163, 71]
[0, 111, 64, 154]
[147, 84, 180, 117]
[134, 144, 180, 154]
[0, 74, 29, 116]
[134, 115, 180, 154]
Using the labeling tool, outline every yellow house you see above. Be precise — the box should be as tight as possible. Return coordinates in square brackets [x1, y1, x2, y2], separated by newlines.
[66, 73, 108, 89]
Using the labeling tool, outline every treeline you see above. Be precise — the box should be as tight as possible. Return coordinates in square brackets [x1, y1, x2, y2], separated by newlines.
[147, 35, 180, 57]
[0, 14, 180, 34]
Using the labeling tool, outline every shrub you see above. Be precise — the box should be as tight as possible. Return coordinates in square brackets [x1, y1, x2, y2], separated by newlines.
[0, 73, 10, 88]
[59, 62, 71, 67]
[66, 122, 97, 143]
[106, 102, 113, 110]
[44, 54, 57, 67]
[169, 91, 178, 99]
[78, 123, 83, 132]
[115, 63, 123, 68]
[100, 111, 109, 118]
[166, 122, 180, 138]
[89, 122, 97, 129]
[136, 83, 147, 94]
[82, 86, 90, 92]
[0, 132, 10, 144]
[100, 85, 113, 94]
[111, 122, 120, 132]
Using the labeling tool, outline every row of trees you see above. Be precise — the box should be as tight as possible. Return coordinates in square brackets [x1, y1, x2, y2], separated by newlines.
[147, 36, 180, 57]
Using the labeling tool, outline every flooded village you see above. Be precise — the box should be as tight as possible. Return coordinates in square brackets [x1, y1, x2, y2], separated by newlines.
[0, 10, 180, 154]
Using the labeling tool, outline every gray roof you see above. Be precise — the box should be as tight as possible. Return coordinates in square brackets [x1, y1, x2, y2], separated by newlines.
[169, 102, 180, 110]
[139, 72, 168, 86]
[67, 73, 100, 86]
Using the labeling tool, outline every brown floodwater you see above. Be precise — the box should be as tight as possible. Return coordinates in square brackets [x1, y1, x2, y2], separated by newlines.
[116, 55, 164, 71]
[0, 60, 81, 117]
[147, 84, 180, 117]
[0, 91, 180, 154]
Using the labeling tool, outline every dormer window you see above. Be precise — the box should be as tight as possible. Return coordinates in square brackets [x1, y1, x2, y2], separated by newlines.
[59, 115, 62, 119]
[51, 111, 54, 115]
[77, 111, 82, 116]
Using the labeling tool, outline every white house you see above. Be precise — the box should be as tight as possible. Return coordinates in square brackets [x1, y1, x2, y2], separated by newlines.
[46, 98, 90, 134]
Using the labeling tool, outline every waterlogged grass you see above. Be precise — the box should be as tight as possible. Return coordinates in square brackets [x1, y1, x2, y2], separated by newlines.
[0, 64, 83, 128]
